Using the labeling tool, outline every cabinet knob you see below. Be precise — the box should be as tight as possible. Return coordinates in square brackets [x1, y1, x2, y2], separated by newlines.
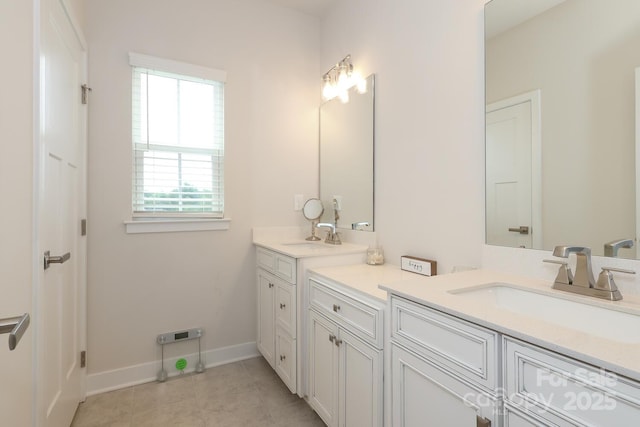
[280, 303, 286, 309]
[280, 354, 286, 361]
[329, 334, 335, 343]
[268, 282, 274, 288]
[332, 304, 341, 312]
[334, 338, 342, 347]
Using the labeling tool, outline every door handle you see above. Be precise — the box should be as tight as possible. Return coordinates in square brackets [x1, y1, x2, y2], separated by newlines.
[508, 226, 529, 235]
[44, 250, 71, 270]
[0, 313, 30, 351]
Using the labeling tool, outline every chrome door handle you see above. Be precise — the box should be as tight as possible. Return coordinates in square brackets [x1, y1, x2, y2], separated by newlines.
[44, 251, 71, 270]
[508, 226, 529, 235]
[0, 313, 30, 351]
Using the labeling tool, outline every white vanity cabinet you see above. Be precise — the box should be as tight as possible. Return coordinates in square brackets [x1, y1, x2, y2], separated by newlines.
[389, 295, 499, 427]
[502, 337, 640, 427]
[308, 273, 385, 427]
[256, 248, 297, 392]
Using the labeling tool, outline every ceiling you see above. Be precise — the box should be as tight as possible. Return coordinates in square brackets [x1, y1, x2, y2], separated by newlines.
[264, 0, 338, 17]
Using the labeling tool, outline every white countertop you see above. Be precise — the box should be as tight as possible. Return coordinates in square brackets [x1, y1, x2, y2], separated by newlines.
[380, 269, 640, 382]
[253, 238, 367, 259]
[309, 264, 415, 302]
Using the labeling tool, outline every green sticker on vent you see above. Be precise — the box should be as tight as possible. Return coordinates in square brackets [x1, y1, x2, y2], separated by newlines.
[176, 358, 187, 371]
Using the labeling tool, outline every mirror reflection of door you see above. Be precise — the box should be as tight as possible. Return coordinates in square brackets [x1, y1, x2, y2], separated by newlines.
[486, 91, 541, 248]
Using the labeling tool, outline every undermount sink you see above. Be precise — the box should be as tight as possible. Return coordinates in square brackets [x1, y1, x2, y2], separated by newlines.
[449, 283, 640, 344]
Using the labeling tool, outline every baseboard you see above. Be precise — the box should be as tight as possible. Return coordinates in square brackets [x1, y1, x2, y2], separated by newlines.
[86, 341, 260, 396]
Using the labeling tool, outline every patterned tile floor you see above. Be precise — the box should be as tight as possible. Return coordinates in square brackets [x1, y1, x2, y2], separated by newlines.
[71, 357, 325, 427]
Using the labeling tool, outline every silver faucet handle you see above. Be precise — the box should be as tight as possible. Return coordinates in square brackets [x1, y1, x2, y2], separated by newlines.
[543, 259, 573, 285]
[594, 267, 634, 299]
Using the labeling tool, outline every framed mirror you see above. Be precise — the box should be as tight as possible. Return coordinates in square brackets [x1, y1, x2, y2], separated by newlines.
[485, 0, 640, 258]
[319, 74, 375, 231]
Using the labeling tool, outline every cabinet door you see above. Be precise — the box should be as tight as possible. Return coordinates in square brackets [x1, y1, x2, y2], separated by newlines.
[504, 337, 640, 426]
[391, 344, 496, 427]
[275, 281, 296, 335]
[338, 328, 382, 427]
[257, 270, 275, 367]
[275, 327, 297, 393]
[309, 310, 339, 427]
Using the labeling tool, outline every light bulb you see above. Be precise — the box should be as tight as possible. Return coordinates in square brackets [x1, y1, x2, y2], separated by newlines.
[337, 64, 350, 90]
[322, 75, 335, 100]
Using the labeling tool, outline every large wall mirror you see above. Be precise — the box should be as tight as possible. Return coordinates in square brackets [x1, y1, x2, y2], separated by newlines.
[320, 74, 375, 231]
[485, 0, 640, 258]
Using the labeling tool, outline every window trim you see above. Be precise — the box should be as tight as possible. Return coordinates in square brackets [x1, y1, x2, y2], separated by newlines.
[128, 53, 227, 225]
[124, 217, 231, 234]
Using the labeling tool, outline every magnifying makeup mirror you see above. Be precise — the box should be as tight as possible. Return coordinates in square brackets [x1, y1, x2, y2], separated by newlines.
[303, 198, 324, 241]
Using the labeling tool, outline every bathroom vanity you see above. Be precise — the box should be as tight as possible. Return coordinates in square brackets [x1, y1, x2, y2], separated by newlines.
[253, 228, 368, 395]
[382, 269, 640, 427]
[306, 264, 408, 427]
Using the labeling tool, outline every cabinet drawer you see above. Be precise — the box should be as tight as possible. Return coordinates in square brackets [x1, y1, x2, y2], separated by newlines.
[276, 281, 296, 335]
[391, 296, 499, 392]
[256, 247, 296, 284]
[309, 278, 383, 348]
[504, 337, 640, 426]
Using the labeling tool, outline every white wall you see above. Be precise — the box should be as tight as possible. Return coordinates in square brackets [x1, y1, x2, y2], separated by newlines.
[320, 0, 486, 273]
[85, 0, 320, 380]
[0, 1, 35, 424]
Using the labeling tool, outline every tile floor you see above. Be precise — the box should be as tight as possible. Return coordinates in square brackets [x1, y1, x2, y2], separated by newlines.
[71, 357, 325, 427]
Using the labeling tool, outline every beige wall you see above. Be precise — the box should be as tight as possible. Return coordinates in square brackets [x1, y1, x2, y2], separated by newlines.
[320, 0, 486, 272]
[85, 0, 320, 375]
[486, 0, 640, 254]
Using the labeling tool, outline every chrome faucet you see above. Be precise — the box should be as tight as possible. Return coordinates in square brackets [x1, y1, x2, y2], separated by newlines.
[316, 223, 341, 245]
[604, 239, 634, 257]
[545, 245, 634, 301]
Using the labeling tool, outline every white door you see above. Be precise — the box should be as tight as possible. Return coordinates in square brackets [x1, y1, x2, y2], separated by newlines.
[0, 1, 36, 425]
[486, 91, 541, 249]
[257, 271, 276, 367]
[38, 0, 87, 425]
[635, 67, 640, 258]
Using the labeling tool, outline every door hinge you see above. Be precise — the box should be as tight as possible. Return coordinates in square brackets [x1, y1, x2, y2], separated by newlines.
[81, 84, 92, 105]
[81, 218, 87, 236]
[81, 350, 86, 368]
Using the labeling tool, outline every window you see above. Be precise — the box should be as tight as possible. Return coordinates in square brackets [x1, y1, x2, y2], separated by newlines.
[129, 53, 225, 218]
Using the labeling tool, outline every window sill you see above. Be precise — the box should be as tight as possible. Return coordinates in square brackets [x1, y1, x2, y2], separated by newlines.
[124, 218, 231, 234]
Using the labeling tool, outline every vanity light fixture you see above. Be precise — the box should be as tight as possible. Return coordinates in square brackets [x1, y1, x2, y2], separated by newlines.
[321, 54, 365, 102]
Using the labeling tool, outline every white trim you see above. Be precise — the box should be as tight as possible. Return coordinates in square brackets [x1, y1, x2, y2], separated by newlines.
[128, 52, 227, 83]
[124, 217, 231, 234]
[487, 89, 543, 249]
[86, 342, 259, 396]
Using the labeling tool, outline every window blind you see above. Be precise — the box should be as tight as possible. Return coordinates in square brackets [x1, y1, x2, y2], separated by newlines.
[130, 54, 225, 217]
